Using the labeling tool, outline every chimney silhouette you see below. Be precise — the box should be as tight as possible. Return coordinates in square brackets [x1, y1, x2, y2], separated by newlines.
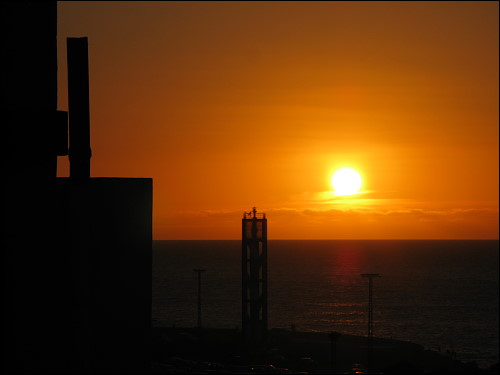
[67, 37, 91, 179]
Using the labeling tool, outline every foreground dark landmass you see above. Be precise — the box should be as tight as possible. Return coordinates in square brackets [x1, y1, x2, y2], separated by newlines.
[151, 327, 498, 374]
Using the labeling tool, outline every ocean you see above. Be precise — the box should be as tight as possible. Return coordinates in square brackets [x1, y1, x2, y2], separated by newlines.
[152, 240, 499, 368]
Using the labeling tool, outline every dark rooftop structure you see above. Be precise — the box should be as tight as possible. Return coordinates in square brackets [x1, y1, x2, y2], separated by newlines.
[1, 2, 152, 373]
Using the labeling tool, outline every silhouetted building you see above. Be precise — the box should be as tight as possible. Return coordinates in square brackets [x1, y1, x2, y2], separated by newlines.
[2, 2, 152, 373]
[242, 207, 268, 343]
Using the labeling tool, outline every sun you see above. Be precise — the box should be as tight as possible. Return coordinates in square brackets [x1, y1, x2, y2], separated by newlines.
[331, 168, 362, 196]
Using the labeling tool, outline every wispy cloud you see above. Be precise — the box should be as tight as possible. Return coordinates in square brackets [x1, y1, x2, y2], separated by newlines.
[157, 205, 498, 239]
[266, 207, 498, 221]
[162, 194, 498, 223]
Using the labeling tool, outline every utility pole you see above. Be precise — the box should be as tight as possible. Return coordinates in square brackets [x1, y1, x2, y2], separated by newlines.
[193, 269, 205, 329]
[361, 273, 380, 372]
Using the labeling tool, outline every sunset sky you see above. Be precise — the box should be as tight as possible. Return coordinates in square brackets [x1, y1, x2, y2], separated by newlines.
[57, 1, 498, 240]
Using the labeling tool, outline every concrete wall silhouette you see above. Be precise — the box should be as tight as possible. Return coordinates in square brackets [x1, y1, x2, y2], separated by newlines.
[1, 1, 61, 178]
[56, 178, 152, 373]
[2, 2, 66, 372]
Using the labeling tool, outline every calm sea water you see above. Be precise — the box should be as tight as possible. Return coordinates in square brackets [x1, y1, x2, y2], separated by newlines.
[152, 240, 499, 368]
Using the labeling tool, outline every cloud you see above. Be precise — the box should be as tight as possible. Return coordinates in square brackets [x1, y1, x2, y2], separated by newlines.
[276, 206, 498, 219]
[163, 206, 498, 224]
[156, 204, 498, 239]
[288, 190, 412, 210]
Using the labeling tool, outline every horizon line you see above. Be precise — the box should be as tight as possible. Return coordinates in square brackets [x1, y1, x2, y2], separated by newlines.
[154, 238, 499, 241]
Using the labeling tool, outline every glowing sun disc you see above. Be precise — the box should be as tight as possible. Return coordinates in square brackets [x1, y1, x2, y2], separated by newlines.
[331, 168, 362, 196]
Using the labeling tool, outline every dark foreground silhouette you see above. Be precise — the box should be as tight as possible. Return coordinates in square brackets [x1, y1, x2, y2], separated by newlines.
[151, 327, 498, 374]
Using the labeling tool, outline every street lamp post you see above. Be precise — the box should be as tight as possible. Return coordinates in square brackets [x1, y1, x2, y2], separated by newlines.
[361, 273, 381, 372]
[193, 269, 205, 329]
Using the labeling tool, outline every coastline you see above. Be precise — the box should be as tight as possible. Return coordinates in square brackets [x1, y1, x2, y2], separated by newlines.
[151, 327, 498, 374]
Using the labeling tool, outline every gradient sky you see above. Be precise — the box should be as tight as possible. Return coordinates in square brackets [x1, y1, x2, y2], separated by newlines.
[57, 1, 498, 239]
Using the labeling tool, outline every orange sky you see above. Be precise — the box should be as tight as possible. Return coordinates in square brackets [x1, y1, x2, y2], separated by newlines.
[57, 1, 498, 239]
